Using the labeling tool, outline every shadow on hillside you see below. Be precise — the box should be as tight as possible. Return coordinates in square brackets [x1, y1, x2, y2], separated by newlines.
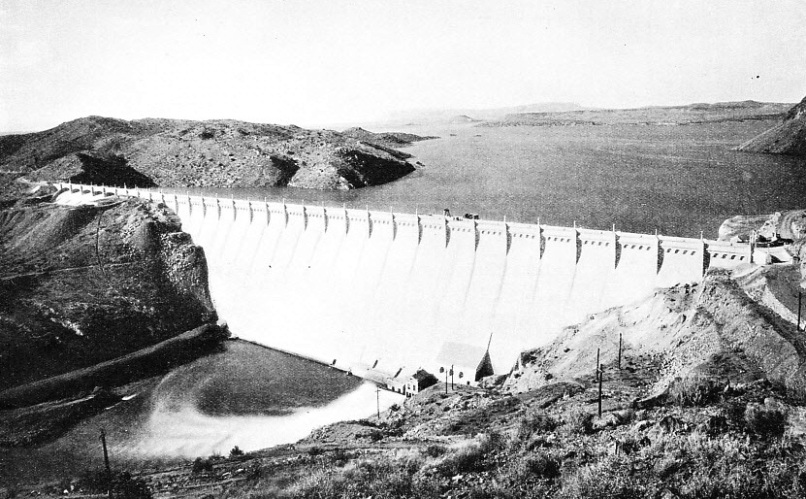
[70, 153, 156, 188]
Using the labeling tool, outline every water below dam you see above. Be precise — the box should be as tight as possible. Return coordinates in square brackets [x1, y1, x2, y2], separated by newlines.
[1, 342, 402, 483]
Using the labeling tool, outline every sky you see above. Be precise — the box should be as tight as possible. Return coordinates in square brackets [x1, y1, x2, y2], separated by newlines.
[1, 0, 805, 132]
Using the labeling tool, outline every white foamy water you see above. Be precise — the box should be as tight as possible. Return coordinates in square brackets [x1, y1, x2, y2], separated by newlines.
[119, 382, 403, 458]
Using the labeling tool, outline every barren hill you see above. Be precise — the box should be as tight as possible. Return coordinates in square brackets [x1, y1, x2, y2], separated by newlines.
[739, 95, 806, 156]
[0, 117, 429, 190]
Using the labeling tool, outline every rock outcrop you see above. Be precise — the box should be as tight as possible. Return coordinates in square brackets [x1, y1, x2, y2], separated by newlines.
[0, 194, 217, 391]
[0, 117, 430, 190]
[739, 95, 806, 155]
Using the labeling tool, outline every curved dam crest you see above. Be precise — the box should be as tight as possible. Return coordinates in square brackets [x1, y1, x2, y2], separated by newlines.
[54, 183, 754, 382]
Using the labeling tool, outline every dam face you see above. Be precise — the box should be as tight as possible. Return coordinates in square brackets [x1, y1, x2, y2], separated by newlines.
[55, 184, 754, 380]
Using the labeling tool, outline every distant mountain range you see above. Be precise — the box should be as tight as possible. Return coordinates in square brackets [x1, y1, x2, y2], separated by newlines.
[382, 102, 585, 125]
[372, 100, 799, 128]
[483, 100, 793, 127]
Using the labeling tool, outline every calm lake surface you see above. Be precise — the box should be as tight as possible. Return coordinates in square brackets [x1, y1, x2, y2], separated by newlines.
[160, 120, 806, 238]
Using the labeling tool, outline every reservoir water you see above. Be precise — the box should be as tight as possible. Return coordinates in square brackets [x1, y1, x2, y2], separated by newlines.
[158, 121, 806, 238]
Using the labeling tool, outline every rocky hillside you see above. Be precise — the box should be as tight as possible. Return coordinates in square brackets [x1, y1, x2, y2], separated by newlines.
[739, 95, 806, 155]
[0, 117, 431, 191]
[0, 192, 217, 392]
[507, 267, 806, 397]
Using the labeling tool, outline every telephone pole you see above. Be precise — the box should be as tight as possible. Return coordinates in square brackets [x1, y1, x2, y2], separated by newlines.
[596, 348, 602, 418]
[376, 386, 380, 419]
[598, 368, 603, 418]
[100, 429, 112, 499]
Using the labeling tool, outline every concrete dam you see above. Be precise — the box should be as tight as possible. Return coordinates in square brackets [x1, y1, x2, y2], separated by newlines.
[55, 183, 754, 383]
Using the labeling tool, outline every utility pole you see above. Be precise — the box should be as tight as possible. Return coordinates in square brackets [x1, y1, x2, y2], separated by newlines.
[100, 429, 112, 499]
[450, 365, 454, 390]
[596, 347, 602, 418]
[598, 365, 603, 418]
[445, 369, 448, 394]
[618, 333, 623, 370]
[376, 386, 380, 419]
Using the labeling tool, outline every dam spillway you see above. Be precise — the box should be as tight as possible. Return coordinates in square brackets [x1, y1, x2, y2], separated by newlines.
[54, 183, 755, 382]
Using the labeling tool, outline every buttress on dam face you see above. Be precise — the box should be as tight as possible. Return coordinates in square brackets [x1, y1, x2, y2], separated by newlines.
[55, 184, 755, 385]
